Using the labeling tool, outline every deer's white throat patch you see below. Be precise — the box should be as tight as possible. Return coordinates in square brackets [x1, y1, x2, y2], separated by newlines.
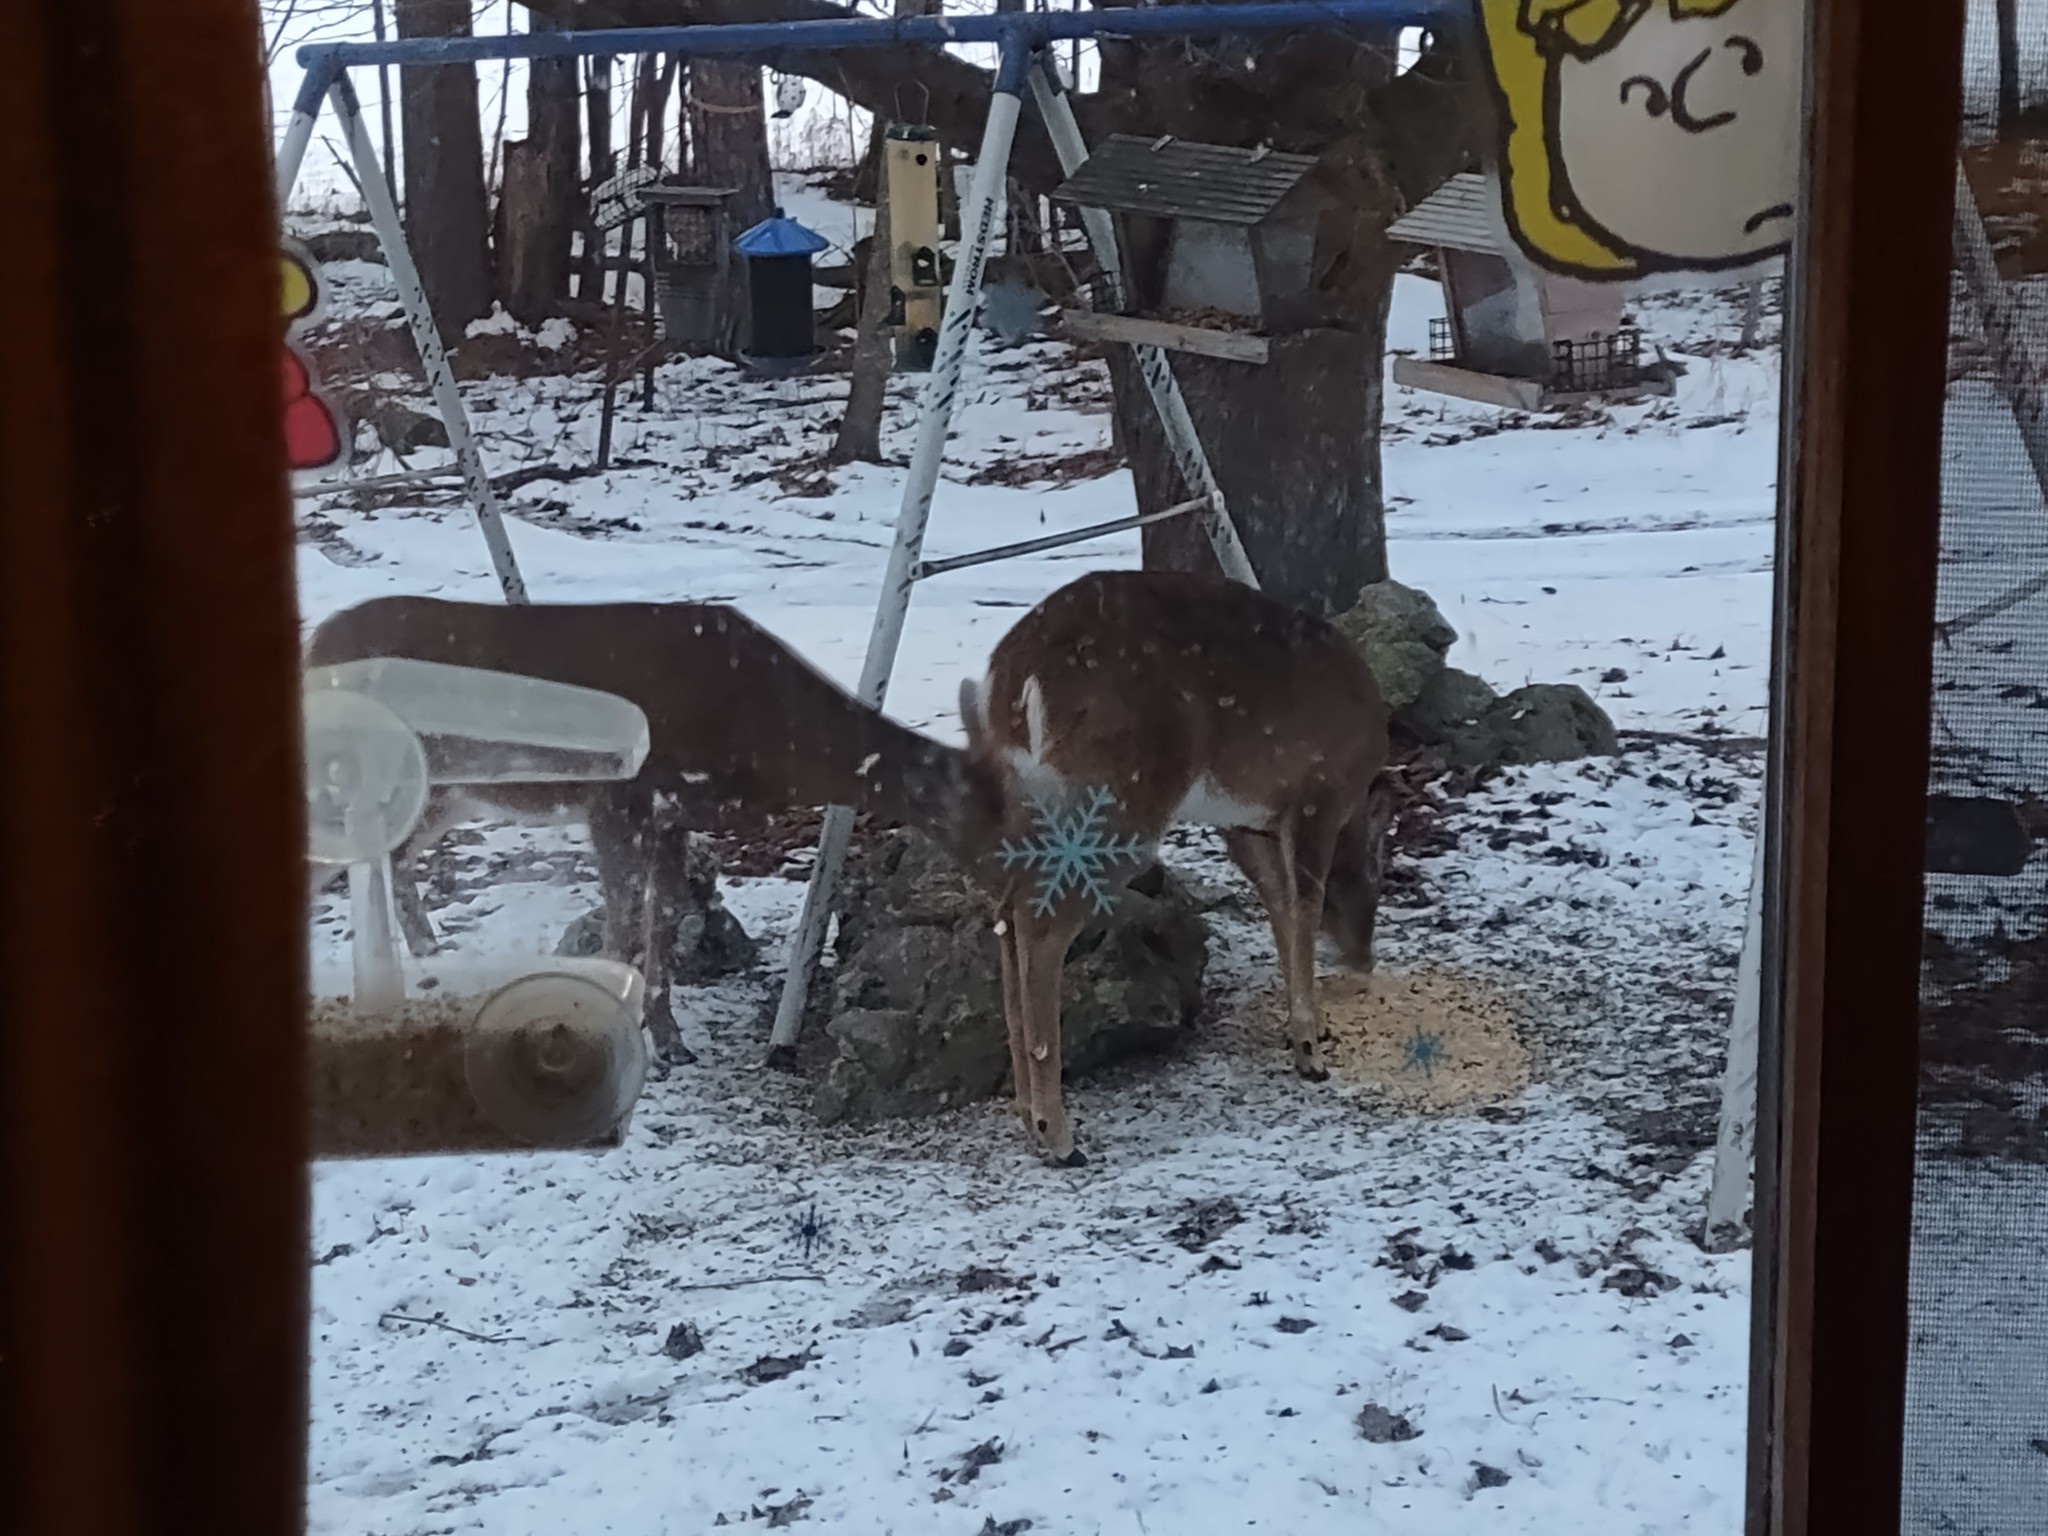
[1171, 774, 1272, 830]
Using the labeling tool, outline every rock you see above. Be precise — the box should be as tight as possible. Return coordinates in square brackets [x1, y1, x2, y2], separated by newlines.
[811, 831, 1207, 1125]
[1331, 580, 1458, 711]
[1355, 1402, 1422, 1443]
[360, 399, 449, 455]
[301, 228, 386, 265]
[556, 834, 758, 983]
[1469, 683, 1618, 765]
[1395, 664, 1499, 745]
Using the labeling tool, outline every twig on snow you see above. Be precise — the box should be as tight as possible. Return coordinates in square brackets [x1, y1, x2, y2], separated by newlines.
[670, 1272, 827, 1293]
[378, 1311, 519, 1344]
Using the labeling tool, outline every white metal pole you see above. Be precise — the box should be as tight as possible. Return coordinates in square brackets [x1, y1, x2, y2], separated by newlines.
[1703, 830, 1765, 1248]
[330, 73, 530, 604]
[1028, 58, 1258, 589]
[766, 41, 1032, 1062]
[276, 110, 322, 211]
[274, 67, 328, 210]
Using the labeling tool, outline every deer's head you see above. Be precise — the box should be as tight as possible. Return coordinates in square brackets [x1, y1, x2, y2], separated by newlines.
[894, 702, 1008, 877]
[1319, 771, 1400, 970]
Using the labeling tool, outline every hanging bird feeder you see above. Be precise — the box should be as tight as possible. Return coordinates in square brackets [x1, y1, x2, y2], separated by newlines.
[771, 71, 806, 119]
[883, 121, 944, 372]
[733, 207, 831, 376]
[302, 657, 654, 1157]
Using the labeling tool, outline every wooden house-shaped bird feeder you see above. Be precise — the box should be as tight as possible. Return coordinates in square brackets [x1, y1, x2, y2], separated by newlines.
[639, 184, 738, 352]
[1051, 134, 1331, 364]
[1387, 172, 1675, 411]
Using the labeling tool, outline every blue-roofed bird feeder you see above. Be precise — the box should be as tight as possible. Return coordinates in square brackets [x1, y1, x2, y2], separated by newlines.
[733, 209, 830, 375]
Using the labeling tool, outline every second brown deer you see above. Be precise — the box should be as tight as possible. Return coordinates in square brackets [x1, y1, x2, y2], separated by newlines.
[305, 597, 996, 1059]
[958, 570, 1397, 1166]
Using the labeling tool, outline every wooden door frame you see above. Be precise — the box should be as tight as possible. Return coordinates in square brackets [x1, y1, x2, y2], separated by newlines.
[1, 1, 308, 1533]
[1751, 3, 1966, 1533]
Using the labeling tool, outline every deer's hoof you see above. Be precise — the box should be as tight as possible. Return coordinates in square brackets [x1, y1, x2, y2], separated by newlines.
[1056, 1147, 1089, 1169]
[1293, 1040, 1330, 1082]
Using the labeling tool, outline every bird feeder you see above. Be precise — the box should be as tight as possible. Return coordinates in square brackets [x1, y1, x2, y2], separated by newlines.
[302, 657, 654, 1158]
[1052, 134, 1332, 363]
[1386, 171, 1677, 411]
[883, 122, 944, 372]
[639, 183, 737, 352]
[733, 208, 830, 376]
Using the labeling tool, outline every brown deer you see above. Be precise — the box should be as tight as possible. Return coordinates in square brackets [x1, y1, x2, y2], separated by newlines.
[958, 570, 1397, 1166]
[304, 597, 996, 1060]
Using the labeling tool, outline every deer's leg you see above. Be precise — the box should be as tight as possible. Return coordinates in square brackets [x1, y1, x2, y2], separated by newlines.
[590, 797, 687, 1063]
[994, 908, 1032, 1127]
[1226, 826, 1323, 1081]
[1282, 799, 1353, 1080]
[1013, 904, 1089, 1167]
[641, 815, 698, 1065]
[390, 836, 442, 959]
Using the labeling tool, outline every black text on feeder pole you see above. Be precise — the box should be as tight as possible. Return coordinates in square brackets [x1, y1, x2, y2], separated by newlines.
[884, 123, 944, 372]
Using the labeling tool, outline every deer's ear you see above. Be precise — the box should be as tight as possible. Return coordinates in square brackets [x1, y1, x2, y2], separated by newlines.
[959, 678, 988, 749]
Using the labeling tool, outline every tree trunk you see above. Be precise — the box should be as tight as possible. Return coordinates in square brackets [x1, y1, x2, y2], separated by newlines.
[688, 60, 774, 353]
[1113, 325, 1390, 613]
[371, 0, 399, 205]
[1998, 0, 2021, 136]
[577, 55, 615, 300]
[496, 16, 581, 326]
[688, 62, 774, 227]
[832, 124, 893, 465]
[1085, 24, 1465, 617]
[395, 0, 493, 332]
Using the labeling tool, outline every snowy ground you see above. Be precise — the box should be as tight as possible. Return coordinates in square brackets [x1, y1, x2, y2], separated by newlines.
[293, 181, 1802, 1533]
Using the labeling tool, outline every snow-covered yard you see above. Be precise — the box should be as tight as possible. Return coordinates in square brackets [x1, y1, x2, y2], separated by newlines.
[292, 177, 2048, 1534]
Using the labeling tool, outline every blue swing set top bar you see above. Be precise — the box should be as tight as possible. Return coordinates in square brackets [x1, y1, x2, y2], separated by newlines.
[295, 1, 1450, 85]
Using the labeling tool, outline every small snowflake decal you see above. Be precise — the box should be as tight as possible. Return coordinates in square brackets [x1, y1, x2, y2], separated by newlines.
[788, 1200, 832, 1261]
[998, 784, 1149, 917]
[1401, 1026, 1446, 1078]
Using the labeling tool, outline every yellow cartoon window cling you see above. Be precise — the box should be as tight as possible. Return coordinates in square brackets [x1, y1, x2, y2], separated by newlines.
[1475, 0, 1801, 279]
[281, 238, 347, 475]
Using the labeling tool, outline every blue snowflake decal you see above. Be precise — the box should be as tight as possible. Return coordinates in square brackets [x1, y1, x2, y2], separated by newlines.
[1402, 1026, 1446, 1078]
[997, 784, 1149, 917]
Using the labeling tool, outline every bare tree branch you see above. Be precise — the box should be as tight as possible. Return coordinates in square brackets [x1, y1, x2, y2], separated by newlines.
[511, 0, 1082, 191]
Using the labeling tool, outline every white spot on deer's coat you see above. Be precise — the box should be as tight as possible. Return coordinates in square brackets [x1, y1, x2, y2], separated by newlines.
[855, 752, 880, 778]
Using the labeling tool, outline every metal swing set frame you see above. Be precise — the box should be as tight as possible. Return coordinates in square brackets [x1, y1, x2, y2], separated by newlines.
[277, 0, 1444, 1057]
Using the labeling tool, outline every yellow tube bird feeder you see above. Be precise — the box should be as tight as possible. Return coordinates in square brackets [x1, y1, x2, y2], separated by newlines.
[883, 122, 944, 371]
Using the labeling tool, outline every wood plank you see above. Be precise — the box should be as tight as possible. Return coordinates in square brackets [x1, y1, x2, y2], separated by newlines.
[1391, 355, 1543, 411]
[1056, 307, 1270, 364]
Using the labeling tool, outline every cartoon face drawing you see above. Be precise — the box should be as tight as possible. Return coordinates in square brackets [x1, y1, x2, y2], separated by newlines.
[280, 239, 348, 475]
[1477, 0, 1803, 279]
